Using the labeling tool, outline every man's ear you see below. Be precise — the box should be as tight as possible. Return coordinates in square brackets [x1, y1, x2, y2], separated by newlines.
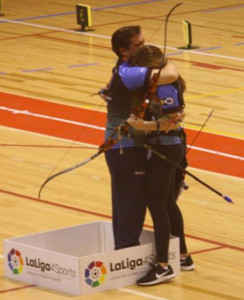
[119, 47, 128, 59]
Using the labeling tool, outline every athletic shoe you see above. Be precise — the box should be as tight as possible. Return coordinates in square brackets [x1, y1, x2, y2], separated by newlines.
[137, 263, 175, 286]
[180, 255, 195, 271]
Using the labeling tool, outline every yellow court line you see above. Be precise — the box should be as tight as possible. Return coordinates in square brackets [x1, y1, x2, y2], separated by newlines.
[184, 124, 244, 140]
[185, 87, 244, 139]
[187, 87, 244, 100]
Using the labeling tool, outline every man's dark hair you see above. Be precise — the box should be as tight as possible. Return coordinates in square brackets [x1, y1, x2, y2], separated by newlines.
[111, 25, 141, 58]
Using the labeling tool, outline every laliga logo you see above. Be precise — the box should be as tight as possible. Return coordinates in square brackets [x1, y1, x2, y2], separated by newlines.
[85, 261, 107, 288]
[8, 248, 24, 275]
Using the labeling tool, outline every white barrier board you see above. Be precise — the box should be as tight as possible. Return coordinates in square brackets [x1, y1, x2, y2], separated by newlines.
[4, 221, 179, 295]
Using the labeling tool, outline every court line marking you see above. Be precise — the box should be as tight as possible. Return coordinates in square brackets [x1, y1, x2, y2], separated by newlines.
[5, 2, 244, 24]
[1, 88, 243, 141]
[1, 18, 244, 62]
[1, 141, 244, 162]
[153, 43, 244, 62]
[187, 87, 244, 100]
[0, 18, 111, 39]
[2, 124, 244, 181]
[191, 246, 225, 255]
[22, 67, 53, 73]
[9, 0, 168, 22]
[188, 145, 244, 161]
[120, 288, 170, 300]
[190, 166, 244, 182]
[0, 106, 106, 131]
[0, 188, 243, 251]
[0, 285, 36, 294]
[0, 124, 97, 147]
[0, 144, 96, 149]
[1, 106, 243, 161]
[202, 4, 244, 13]
[184, 124, 244, 140]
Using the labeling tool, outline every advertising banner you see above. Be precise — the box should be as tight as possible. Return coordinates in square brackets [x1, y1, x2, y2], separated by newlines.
[4, 241, 80, 294]
[79, 235, 179, 295]
[4, 221, 179, 296]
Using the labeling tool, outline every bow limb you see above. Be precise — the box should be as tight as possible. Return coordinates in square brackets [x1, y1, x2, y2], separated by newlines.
[38, 123, 127, 199]
[162, 2, 183, 59]
[155, 2, 183, 88]
[136, 3, 183, 118]
[38, 150, 102, 199]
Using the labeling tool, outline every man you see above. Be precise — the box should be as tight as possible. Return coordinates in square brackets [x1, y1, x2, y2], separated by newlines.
[101, 25, 179, 250]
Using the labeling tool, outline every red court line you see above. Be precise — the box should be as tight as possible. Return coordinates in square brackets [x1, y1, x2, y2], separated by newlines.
[185, 128, 243, 157]
[190, 246, 225, 255]
[0, 30, 243, 74]
[23, 34, 244, 73]
[173, 57, 244, 73]
[0, 30, 60, 41]
[0, 91, 106, 126]
[0, 91, 242, 155]
[88, 3, 244, 28]
[187, 148, 243, 178]
[0, 285, 36, 294]
[1, 3, 243, 49]
[0, 189, 112, 220]
[1, 188, 243, 252]
[0, 109, 105, 146]
[1, 91, 244, 177]
[186, 234, 244, 252]
[0, 144, 97, 149]
[37, 33, 110, 49]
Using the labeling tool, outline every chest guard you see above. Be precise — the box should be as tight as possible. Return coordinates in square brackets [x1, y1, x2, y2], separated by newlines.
[148, 80, 185, 116]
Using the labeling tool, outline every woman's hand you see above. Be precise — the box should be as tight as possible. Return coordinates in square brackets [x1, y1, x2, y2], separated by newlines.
[126, 113, 183, 132]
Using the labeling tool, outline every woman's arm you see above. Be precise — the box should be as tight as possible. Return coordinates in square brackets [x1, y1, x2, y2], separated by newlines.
[127, 111, 184, 132]
[119, 60, 179, 90]
[151, 60, 179, 85]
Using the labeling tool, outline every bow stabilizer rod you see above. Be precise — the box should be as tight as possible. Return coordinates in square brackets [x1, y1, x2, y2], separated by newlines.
[144, 143, 233, 204]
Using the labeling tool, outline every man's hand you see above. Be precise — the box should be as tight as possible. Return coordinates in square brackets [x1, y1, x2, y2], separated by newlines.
[99, 87, 112, 102]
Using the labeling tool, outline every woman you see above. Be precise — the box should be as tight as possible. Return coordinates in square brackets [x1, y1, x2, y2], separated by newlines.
[124, 45, 195, 286]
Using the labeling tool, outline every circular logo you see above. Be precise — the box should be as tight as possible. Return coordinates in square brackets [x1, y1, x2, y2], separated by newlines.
[8, 248, 24, 275]
[163, 97, 174, 105]
[85, 261, 107, 287]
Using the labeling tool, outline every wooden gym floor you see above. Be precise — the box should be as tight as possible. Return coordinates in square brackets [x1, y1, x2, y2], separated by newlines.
[0, 0, 243, 299]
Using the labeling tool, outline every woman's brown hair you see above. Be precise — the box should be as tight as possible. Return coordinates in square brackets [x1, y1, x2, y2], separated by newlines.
[128, 45, 186, 92]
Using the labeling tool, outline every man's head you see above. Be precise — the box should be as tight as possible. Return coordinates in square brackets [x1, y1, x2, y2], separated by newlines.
[111, 25, 145, 61]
